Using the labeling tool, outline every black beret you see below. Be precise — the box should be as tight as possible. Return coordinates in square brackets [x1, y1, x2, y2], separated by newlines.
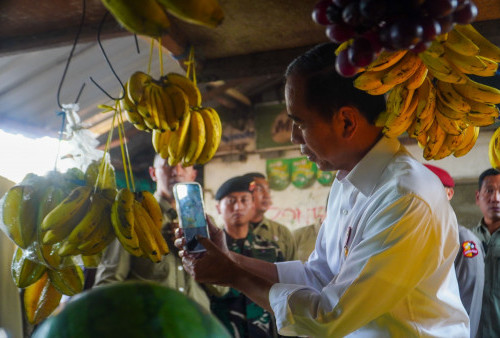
[242, 172, 266, 180]
[215, 175, 255, 201]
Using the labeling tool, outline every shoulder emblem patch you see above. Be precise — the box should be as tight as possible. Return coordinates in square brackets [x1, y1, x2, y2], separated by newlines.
[462, 241, 479, 258]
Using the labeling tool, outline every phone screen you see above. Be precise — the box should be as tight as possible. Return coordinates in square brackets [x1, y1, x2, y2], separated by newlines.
[173, 183, 208, 253]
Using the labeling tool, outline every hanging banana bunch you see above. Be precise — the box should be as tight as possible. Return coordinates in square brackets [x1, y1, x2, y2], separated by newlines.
[345, 24, 500, 161]
[120, 43, 223, 166]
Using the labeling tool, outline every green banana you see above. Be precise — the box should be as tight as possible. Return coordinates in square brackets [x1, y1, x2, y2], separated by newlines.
[156, 0, 224, 28]
[101, 0, 171, 37]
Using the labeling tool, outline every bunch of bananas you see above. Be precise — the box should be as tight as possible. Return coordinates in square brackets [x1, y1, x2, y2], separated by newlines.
[122, 71, 223, 166]
[352, 24, 500, 160]
[111, 188, 169, 263]
[101, 0, 223, 38]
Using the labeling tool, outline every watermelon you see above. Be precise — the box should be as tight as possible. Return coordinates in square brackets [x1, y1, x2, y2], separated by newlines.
[32, 281, 230, 338]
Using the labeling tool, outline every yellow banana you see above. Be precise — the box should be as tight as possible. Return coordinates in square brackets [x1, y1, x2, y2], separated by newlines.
[101, 0, 171, 37]
[405, 61, 428, 90]
[111, 188, 140, 254]
[47, 260, 84, 296]
[385, 84, 415, 120]
[158, 129, 173, 159]
[168, 110, 191, 166]
[454, 125, 479, 157]
[164, 73, 202, 107]
[11, 247, 46, 288]
[157, 85, 179, 131]
[488, 127, 500, 169]
[127, 71, 152, 104]
[454, 24, 500, 62]
[136, 84, 157, 130]
[383, 86, 419, 138]
[443, 28, 480, 56]
[148, 84, 162, 130]
[465, 111, 497, 127]
[419, 50, 467, 84]
[475, 56, 499, 77]
[436, 80, 471, 115]
[77, 224, 115, 256]
[375, 110, 390, 127]
[140, 191, 163, 230]
[436, 96, 466, 120]
[444, 47, 490, 75]
[84, 160, 116, 191]
[165, 84, 190, 121]
[183, 110, 207, 166]
[58, 193, 111, 256]
[41, 186, 92, 245]
[466, 98, 500, 116]
[197, 107, 222, 164]
[151, 85, 170, 131]
[381, 52, 421, 87]
[136, 201, 169, 256]
[155, 0, 224, 28]
[353, 70, 386, 91]
[152, 129, 162, 154]
[416, 128, 429, 148]
[435, 109, 466, 136]
[367, 50, 408, 72]
[415, 77, 436, 121]
[424, 119, 447, 160]
[432, 139, 455, 160]
[133, 201, 162, 263]
[365, 83, 393, 95]
[453, 78, 500, 105]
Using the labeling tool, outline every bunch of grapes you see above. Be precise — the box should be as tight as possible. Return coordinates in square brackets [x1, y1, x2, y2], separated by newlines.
[312, 0, 479, 77]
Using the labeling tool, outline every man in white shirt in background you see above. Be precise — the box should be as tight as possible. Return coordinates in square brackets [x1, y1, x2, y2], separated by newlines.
[176, 43, 469, 337]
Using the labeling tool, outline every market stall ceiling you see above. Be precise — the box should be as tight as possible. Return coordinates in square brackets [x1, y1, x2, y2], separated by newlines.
[0, 0, 499, 171]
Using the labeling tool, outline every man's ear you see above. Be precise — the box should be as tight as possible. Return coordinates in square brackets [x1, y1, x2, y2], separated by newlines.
[149, 166, 157, 182]
[335, 106, 358, 138]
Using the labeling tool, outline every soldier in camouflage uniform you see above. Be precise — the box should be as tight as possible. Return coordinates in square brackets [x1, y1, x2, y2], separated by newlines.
[210, 175, 284, 338]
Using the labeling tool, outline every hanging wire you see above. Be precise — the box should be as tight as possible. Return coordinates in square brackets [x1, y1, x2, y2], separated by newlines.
[134, 34, 141, 54]
[56, 0, 86, 109]
[89, 11, 125, 101]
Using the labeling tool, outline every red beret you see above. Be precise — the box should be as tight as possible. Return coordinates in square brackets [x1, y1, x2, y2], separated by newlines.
[423, 164, 455, 188]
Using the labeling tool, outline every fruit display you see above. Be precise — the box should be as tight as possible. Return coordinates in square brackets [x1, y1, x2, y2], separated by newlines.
[349, 23, 500, 160]
[101, 0, 224, 37]
[32, 282, 230, 338]
[1, 158, 169, 325]
[121, 71, 222, 166]
[312, 0, 479, 76]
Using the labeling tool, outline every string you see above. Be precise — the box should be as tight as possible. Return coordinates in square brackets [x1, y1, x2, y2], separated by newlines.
[158, 37, 164, 76]
[54, 111, 67, 171]
[147, 39, 154, 75]
[56, 0, 86, 109]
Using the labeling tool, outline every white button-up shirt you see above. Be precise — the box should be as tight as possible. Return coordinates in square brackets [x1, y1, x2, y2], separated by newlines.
[270, 137, 469, 337]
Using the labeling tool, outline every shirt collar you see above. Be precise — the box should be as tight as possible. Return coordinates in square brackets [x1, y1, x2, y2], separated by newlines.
[341, 136, 401, 197]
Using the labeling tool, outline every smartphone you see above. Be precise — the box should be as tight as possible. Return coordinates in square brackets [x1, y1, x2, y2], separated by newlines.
[173, 182, 209, 253]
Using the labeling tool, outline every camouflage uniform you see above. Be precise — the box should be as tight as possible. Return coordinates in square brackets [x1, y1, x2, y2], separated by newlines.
[210, 231, 284, 338]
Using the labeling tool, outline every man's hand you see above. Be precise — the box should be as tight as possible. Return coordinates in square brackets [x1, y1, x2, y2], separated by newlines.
[174, 215, 235, 285]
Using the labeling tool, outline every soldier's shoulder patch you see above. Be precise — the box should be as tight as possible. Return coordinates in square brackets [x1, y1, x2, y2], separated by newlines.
[462, 241, 479, 258]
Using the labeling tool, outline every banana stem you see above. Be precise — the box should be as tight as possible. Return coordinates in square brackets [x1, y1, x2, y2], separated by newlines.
[147, 38, 154, 76]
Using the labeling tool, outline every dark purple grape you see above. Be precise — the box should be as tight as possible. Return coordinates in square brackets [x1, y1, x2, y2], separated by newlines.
[389, 19, 423, 49]
[453, 2, 478, 25]
[359, 0, 388, 22]
[348, 37, 376, 67]
[363, 30, 383, 53]
[423, 0, 458, 18]
[420, 17, 442, 42]
[332, 0, 353, 8]
[379, 24, 395, 50]
[326, 4, 344, 24]
[410, 40, 432, 53]
[437, 15, 454, 33]
[335, 49, 359, 77]
[312, 0, 334, 26]
[456, 0, 470, 10]
[342, 2, 362, 27]
[325, 23, 356, 43]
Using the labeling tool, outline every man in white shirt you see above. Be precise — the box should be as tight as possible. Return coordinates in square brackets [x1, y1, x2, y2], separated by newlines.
[175, 43, 469, 337]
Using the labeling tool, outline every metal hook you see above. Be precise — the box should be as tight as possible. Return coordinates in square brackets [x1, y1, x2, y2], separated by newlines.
[89, 11, 125, 101]
[56, 0, 86, 109]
